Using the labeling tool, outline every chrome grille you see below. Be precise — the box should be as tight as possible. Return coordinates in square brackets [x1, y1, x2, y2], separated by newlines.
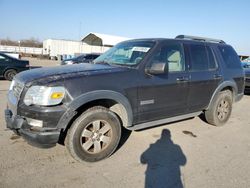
[12, 80, 24, 99]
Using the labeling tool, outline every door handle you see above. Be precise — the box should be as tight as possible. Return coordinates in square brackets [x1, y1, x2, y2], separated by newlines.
[213, 74, 222, 79]
[176, 77, 189, 82]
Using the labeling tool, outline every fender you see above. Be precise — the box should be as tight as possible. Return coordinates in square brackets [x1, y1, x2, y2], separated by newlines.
[57, 90, 133, 129]
[206, 80, 237, 110]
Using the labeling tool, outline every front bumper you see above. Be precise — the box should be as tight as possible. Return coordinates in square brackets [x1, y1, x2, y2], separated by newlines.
[5, 109, 60, 148]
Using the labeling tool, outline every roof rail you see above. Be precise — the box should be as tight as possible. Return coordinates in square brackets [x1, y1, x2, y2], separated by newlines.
[175, 35, 226, 44]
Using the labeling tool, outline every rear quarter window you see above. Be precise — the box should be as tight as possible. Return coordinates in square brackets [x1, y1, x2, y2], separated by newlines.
[206, 46, 218, 70]
[218, 46, 241, 69]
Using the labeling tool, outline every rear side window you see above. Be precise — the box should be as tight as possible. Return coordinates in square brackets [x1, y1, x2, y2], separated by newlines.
[189, 44, 209, 71]
[218, 46, 241, 69]
[206, 46, 217, 70]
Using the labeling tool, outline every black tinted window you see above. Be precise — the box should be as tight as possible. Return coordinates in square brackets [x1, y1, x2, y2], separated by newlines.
[189, 44, 209, 71]
[207, 47, 217, 69]
[218, 46, 241, 69]
[85, 55, 92, 59]
[93, 55, 99, 59]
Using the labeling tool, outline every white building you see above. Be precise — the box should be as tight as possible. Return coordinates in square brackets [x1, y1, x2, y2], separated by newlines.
[81, 32, 130, 47]
[43, 32, 130, 59]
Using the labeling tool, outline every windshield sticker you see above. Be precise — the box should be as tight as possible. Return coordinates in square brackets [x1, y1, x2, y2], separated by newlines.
[132, 47, 150, 53]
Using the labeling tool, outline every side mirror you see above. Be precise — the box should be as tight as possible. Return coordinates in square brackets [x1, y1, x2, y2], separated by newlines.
[145, 61, 168, 75]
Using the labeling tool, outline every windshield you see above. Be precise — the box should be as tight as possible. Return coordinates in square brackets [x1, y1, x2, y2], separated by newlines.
[93, 41, 155, 66]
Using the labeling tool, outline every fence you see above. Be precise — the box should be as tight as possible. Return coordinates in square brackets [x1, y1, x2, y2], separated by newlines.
[0, 45, 43, 55]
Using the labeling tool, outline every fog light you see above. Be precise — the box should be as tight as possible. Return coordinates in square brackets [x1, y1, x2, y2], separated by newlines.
[26, 118, 43, 128]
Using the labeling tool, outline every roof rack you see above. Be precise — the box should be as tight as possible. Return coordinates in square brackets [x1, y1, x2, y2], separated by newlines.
[175, 35, 226, 44]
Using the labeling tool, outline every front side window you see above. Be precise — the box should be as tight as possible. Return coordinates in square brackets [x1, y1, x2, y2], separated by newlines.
[151, 43, 185, 72]
[189, 44, 209, 71]
[94, 41, 155, 66]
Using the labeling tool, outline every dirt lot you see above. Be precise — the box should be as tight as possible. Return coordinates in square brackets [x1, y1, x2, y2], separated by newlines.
[0, 58, 250, 188]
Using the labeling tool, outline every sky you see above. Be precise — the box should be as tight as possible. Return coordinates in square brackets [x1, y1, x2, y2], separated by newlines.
[0, 0, 249, 54]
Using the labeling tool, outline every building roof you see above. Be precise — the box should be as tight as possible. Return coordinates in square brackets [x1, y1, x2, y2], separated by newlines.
[81, 32, 131, 47]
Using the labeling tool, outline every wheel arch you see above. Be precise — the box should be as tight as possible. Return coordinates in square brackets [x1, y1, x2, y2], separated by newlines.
[206, 81, 237, 110]
[58, 90, 133, 130]
[3, 68, 17, 80]
[3, 67, 17, 75]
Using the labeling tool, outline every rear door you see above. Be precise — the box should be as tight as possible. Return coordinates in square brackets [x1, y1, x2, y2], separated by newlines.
[186, 43, 222, 112]
[137, 41, 190, 123]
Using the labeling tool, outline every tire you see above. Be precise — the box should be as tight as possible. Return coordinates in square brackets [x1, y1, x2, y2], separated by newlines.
[65, 106, 122, 162]
[4, 69, 17, 81]
[205, 90, 233, 126]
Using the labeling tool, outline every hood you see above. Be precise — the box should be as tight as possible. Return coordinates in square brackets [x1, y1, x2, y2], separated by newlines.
[15, 63, 126, 84]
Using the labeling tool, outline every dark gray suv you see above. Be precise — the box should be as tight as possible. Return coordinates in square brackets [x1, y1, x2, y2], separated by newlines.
[5, 35, 244, 162]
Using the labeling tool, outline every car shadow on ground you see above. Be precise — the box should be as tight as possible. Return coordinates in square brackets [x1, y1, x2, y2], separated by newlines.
[116, 126, 132, 152]
[198, 113, 208, 124]
[0, 77, 6, 80]
[140, 129, 186, 188]
[244, 91, 250, 96]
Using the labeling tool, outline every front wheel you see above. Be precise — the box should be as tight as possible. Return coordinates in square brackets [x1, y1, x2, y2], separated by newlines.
[205, 90, 233, 126]
[66, 106, 121, 162]
[4, 69, 17, 81]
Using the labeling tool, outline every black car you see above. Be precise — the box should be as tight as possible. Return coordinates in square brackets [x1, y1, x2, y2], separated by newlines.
[0, 53, 29, 80]
[61, 53, 100, 65]
[5, 35, 244, 162]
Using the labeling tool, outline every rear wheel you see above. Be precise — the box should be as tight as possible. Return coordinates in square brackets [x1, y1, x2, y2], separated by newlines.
[205, 90, 233, 126]
[66, 106, 121, 162]
[4, 69, 17, 81]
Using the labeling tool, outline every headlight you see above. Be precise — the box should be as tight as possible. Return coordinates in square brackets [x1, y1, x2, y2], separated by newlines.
[24, 86, 65, 106]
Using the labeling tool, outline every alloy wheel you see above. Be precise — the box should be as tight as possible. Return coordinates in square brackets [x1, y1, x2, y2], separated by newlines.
[80, 120, 112, 154]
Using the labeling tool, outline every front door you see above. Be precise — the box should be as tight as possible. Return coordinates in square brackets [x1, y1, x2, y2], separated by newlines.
[137, 42, 189, 123]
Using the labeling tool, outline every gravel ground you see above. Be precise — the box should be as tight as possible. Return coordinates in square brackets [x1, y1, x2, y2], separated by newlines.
[0, 58, 250, 188]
